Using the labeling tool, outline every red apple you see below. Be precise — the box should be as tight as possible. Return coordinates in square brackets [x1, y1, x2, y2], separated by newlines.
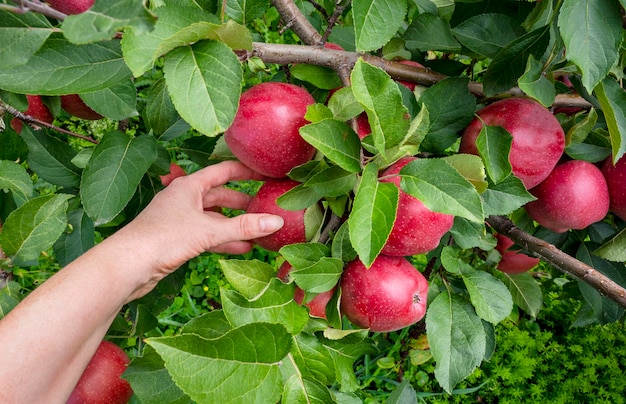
[459, 98, 565, 190]
[355, 113, 371, 140]
[379, 156, 454, 256]
[246, 178, 311, 251]
[48, 0, 94, 14]
[61, 94, 103, 120]
[67, 340, 133, 404]
[525, 160, 609, 233]
[159, 163, 186, 186]
[494, 234, 540, 274]
[224, 82, 316, 178]
[340, 255, 428, 332]
[602, 156, 626, 221]
[10, 95, 54, 134]
[277, 262, 335, 319]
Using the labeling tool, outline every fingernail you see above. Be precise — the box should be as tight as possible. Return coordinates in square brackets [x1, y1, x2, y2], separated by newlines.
[260, 215, 284, 232]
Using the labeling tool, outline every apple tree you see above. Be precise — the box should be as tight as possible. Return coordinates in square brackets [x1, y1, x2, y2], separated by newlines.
[1, 0, 626, 401]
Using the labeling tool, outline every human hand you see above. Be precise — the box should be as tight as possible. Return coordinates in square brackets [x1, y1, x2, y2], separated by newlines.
[114, 161, 284, 298]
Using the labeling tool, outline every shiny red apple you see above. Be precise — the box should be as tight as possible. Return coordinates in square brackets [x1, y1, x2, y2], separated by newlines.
[224, 82, 316, 178]
[246, 178, 310, 251]
[10, 95, 54, 134]
[48, 0, 94, 14]
[494, 234, 540, 274]
[459, 98, 565, 189]
[602, 156, 626, 221]
[61, 94, 103, 120]
[67, 340, 133, 404]
[340, 255, 428, 332]
[277, 262, 335, 319]
[525, 160, 609, 233]
[380, 156, 454, 256]
[159, 163, 186, 186]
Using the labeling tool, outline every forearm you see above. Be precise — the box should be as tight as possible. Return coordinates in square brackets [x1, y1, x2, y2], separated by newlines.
[0, 234, 151, 403]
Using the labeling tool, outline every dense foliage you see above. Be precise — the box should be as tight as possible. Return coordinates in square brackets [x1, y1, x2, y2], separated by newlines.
[1, 0, 626, 402]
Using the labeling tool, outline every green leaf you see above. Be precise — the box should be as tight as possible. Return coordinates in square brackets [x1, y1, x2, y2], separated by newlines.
[221, 280, 310, 335]
[147, 323, 291, 404]
[0, 36, 132, 95]
[565, 108, 598, 146]
[351, 59, 410, 152]
[496, 271, 543, 318]
[282, 375, 336, 404]
[280, 243, 331, 270]
[180, 135, 218, 166]
[163, 40, 242, 136]
[595, 227, 626, 262]
[276, 184, 322, 211]
[400, 158, 484, 223]
[475, 125, 512, 185]
[481, 175, 536, 217]
[387, 380, 418, 404]
[443, 153, 487, 193]
[0, 281, 23, 320]
[518, 55, 556, 107]
[594, 77, 626, 163]
[353, 0, 407, 52]
[0, 27, 51, 69]
[61, 0, 155, 44]
[223, 0, 270, 25]
[304, 166, 358, 198]
[219, 259, 275, 299]
[331, 222, 357, 263]
[404, 13, 460, 52]
[123, 345, 191, 404]
[322, 332, 378, 392]
[20, 128, 81, 189]
[288, 333, 336, 386]
[300, 120, 362, 173]
[291, 64, 342, 90]
[426, 292, 486, 393]
[81, 132, 157, 225]
[80, 80, 138, 120]
[461, 268, 513, 324]
[419, 77, 476, 153]
[349, 163, 398, 267]
[558, 0, 622, 93]
[0, 194, 72, 265]
[0, 160, 33, 204]
[52, 208, 94, 267]
[483, 26, 550, 97]
[452, 13, 522, 58]
[327, 87, 364, 122]
[291, 257, 343, 294]
[144, 78, 179, 136]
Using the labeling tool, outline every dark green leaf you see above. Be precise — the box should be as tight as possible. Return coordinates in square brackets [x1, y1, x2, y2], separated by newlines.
[53, 208, 94, 267]
[404, 13, 460, 52]
[594, 77, 626, 163]
[0, 160, 33, 204]
[481, 175, 536, 217]
[452, 13, 522, 58]
[291, 64, 342, 90]
[461, 268, 513, 324]
[80, 80, 138, 120]
[518, 55, 555, 107]
[305, 166, 358, 198]
[496, 271, 543, 318]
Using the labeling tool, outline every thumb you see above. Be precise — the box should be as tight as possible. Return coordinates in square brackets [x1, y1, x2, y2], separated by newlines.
[235, 213, 284, 240]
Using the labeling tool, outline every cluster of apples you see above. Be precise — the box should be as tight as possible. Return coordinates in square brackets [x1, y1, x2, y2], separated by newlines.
[224, 79, 443, 333]
[460, 97, 625, 274]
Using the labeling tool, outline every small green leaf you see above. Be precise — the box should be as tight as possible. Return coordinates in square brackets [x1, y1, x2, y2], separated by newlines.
[461, 268, 513, 324]
[81, 132, 157, 225]
[452, 13, 523, 58]
[353, 0, 407, 52]
[300, 120, 362, 173]
[0, 281, 23, 320]
[595, 227, 626, 262]
[0, 194, 72, 265]
[291, 257, 344, 293]
[80, 80, 138, 120]
[276, 184, 322, 211]
[221, 280, 310, 335]
[0, 160, 33, 204]
[594, 77, 626, 163]
[219, 259, 275, 299]
[289, 333, 336, 386]
[400, 158, 484, 223]
[496, 271, 543, 318]
[322, 333, 378, 392]
[403, 13, 460, 52]
[349, 164, 398, 267]
[518, 55, 555, 107]
[387, 380, 418, 404]
[280, 243, 331, 270]
[475, 125, 513, 185]
[223, 0, 270, 25]
[304, 166, 358, 198]
[147, 323, 291, 404]
[327, 87, 364, 122]
[282, 375, 336, 404]
[52, 208, 94, 267]
[291, 64, 342, 90]
[565, 108, 598, 146]
[482, 175, 536, 217]
[163, 40, 242, 136]
[443, 153, 487, 193]
[426, 292, 486, 393]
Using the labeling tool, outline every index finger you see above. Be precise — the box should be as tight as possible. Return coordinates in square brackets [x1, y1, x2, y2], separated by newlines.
[188, 161, 266, 190]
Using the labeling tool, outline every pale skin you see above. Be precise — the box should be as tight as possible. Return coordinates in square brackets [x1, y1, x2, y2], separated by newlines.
[0, 161, 284, 403]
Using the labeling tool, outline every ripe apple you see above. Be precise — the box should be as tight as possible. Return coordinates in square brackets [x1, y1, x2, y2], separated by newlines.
[10, 95, 54, 134]
[340, 255, 428, 332]
[48, 0, 94, 14]
[67, 340, 133, 404]
[494, 234, 540, 274]
[525, 160, 609, 233]
[246, 178, 313, 251]
[459, 98, 565, 189]
[277, 262, 335, 319]
[379, 156, 454, 256]
[224, 82, 316, 178]
[602, 156, 626, 221]
[159, 163, 186, 186]
[61, 94, 103, 120]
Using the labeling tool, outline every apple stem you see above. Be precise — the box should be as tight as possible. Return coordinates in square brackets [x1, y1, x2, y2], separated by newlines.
[487, 215, 626, 309]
